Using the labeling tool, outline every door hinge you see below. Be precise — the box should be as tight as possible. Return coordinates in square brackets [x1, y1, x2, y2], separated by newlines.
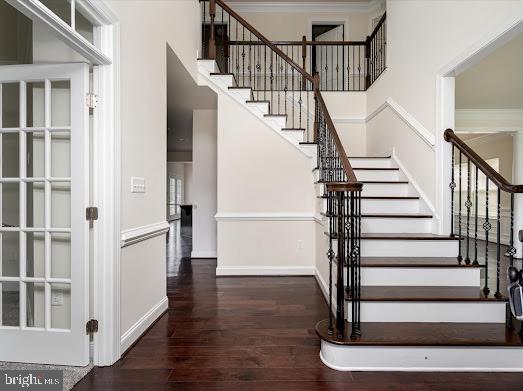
[86, 207, 99, 222]
[86, 319, 98, 335]
[86, 93, 98, 109]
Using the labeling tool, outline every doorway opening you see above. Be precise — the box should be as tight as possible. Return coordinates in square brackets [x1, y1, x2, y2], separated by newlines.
[311, 23, 345, 76]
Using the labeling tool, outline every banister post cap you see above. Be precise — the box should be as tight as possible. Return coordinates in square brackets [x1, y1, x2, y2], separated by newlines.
[443, 128, 454, 142]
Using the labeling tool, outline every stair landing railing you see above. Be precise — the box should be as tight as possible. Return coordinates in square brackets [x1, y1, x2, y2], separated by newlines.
[444, 129, 523, 300]
[201, 0, 363, 339]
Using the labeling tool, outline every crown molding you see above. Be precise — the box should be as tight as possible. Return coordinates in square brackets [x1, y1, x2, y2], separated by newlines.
[227, 1, 384, 14]
[455, 109, 523, 133]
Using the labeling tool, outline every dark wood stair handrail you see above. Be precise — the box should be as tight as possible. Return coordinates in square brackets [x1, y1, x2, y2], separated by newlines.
[213, 0, 314, 84]
[444, 129, 523, 194]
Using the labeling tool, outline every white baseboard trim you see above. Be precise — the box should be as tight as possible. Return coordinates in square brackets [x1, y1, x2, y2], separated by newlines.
[216, 266, 315, 276]
[120, 296, 168, 353]
[121, 221, 170, 248]
[191, 250, 217, 259]
[391, 150, 437, 216]
[367, 98, 436, 148]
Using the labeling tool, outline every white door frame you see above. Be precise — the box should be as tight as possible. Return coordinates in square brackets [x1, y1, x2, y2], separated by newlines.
[435, 17, 523, 238]
[4, 0, 122, 366]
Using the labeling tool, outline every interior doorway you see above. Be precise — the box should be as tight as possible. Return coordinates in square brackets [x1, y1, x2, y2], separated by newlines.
[311, 23, 345, 76]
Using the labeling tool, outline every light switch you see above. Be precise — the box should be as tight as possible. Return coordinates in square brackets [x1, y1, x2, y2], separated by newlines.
[131, 177, 146, 193]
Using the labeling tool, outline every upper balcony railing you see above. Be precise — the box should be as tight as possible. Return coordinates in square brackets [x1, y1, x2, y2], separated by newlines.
[201, 1, 386, 92]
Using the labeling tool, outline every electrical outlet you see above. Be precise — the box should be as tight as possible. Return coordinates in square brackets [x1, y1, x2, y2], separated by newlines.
[51, 291, 64, 306]
[297, 240, 304, 250]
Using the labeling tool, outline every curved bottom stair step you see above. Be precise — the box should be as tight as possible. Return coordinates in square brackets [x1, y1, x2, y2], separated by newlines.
[316, 319, 522, 346]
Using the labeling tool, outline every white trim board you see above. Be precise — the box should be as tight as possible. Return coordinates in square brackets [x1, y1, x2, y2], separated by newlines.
[228, 1, 384, 14]
[120, 221, 170, 248]
[216, 266, 315, 276]
[191, 251, 217, 259]
[367, 98, 436, 148]
[6, 0, 112, 65]
[215, 212, 320, 222]
[120, 296, 168, 354]
[455, 109, 523, 133]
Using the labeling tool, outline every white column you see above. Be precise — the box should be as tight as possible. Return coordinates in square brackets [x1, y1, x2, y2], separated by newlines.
[513, 131, 523, 258]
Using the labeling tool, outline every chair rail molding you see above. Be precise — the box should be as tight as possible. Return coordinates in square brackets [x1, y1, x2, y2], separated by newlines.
[120, 221, 170, 248]
[367, 98, 436, 148]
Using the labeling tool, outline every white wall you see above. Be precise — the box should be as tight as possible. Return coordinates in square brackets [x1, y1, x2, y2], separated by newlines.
[183, 163, 193, 205]
[456, 33, 523, 110]
[191, 109, 217, 258]
[215, 91, 316, 274]
[102, 0, 202, 347]
[365, 0, 523, 218]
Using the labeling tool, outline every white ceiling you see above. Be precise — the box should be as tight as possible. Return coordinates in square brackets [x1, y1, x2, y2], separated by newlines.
[167, 47, 216, 153]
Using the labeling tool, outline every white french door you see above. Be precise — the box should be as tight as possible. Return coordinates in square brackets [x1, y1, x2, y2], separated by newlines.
[0, 63, 90, 365]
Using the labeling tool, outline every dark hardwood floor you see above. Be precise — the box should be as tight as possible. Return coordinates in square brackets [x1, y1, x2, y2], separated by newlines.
[74, 221, 523, 390]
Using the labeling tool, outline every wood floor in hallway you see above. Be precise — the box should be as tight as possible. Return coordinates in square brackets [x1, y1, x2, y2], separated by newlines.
[75, 222, 523, 390]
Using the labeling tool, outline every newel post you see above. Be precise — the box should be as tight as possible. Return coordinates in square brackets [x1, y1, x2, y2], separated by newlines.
[313, 73, 320, 142]
[365, 35, 371, 90]
[209, 0, 216, 59]
[301, 35, 307, 90]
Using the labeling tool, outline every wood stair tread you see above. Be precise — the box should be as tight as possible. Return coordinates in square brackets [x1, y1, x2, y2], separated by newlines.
[361, 233, 460, 240]
[264, 114, 287, 117]
[325, 232, 459, 240]
[361, 196, 420, 200]
[353, 167, 399, 171]
[316, 319, 522, 346]
[360, 257, 477, 268]
[346, 286, 506, 302]
[246, 100, 270, 103]
[210, 72, 235, 76]
[348, 156, 391, 159]
[282, 128, 305, 131]
[361, 180, 409, 184]
[362, 213, 433, 218]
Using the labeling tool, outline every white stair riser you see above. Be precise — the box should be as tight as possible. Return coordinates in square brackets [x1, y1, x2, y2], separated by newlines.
[349, 158, 393, 169]
[209, 74, 234, 88]
[298, 144, 316, 159]
[265, 116, 287, 128]
[345, 302, 505, 323]
[360, 240, 459, 257]
[246, 102, 270, 115]
[361, 199, 422, 214]
[282, 130, 305, 143]
[358, 267, 480, 286]
[354, 170, 401, 182]
[320, 342, 523, 371]
[362, 218, 433, 234]
[197, 59, 218, 74]
[362, 183, 414, 197]
[229, 88, 252, 101]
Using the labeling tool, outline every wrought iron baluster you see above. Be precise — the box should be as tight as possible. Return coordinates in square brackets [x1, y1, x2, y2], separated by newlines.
[508, 193, 516, 266]
[495, 187, 502, 299]
[483, 178, 491, 296]
[457, 151, 463, 263]
[336, 191, 345, 339]
[450, 144, 456, 237]
[327, 190, 334, 335]
[465, 157, 471, 265]
[473, 165, 479, 266]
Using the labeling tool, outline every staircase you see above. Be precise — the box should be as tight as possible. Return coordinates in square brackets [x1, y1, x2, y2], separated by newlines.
[199, 0, 523, 372]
